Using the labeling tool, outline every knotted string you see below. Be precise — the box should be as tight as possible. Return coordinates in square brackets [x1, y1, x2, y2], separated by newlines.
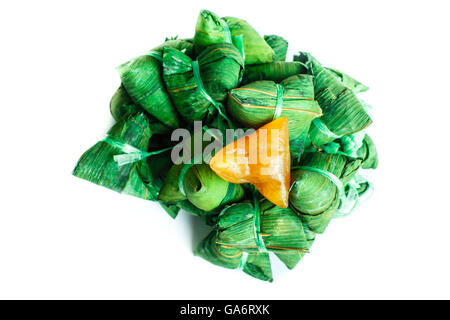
[102, 135, 172, 166]
[191, 60, 235, 129]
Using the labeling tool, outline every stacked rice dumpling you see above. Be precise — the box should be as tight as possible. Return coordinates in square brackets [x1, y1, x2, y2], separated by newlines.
[264, 35, 288, 61]
[290, 152, 360, 233]
[159, 164, 244, 213]
[73, 113, 167, 201]
[290, 134, 378, 233]
[196, 200, 314, 281]
[109, 85, 171, 135]
[327, 67, 369, 94]
[228, 74, 322, 158]
[294, 52, 372, 147]
[360, 135, 378, 169]
[195, 231, 273, 282]
[151, 37, 194, 57]
[194, 10, 275, 65]
[109, 84, 139, 121]
[117, 52, 180, 128]
[74, 8, 378, 282]
[163, 43, 244, 121]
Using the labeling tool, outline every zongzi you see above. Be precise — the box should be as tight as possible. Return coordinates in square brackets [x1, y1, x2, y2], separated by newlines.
[294, 52, 372, 146]
[117, 52, 180, 128]
[228, 74, 322, 158]
[194, 10, 275, 65]
[159, 163, 244, 212]
[196, 200, 311, 281]
[73, 113, 164, 201]
[264, 34, 288, 61]
[290, 152, 363, 233]
[163, 43, 243, 121]
[74, 8, 378, 283]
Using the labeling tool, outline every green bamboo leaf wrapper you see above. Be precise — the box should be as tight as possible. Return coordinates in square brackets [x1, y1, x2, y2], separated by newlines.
[327, 67, 369, 94]
[163, 43, 243, 121]
[193, 10, 275, 65]
[73, 9, 378, 282]
[169, 125, 220, 167]
[151, 37, 194, 57]
[216, 201, 311, 254]
[159, 164, 244, 213]
[109, 84, 140, 121]
[223, 16, 275, 65]
[289, 152, 363, 233]
[264, 34, 288, 61]
[361, 134, 378, 169]
[193, 10, 231, 55]
[196, 200, 311, 281]
[275, 222, 315, 270]
[176, 200, 217, 218]
[196, 44, 244, 102]
[159, 203, 181, 219]
[117, 53, 180, 128]
[183, 164, 244, 211]
[109, 85, 171, 135]
[158, 165, 186, 202]
[241, 61, 305, 85]
[73, 113, 162, 201]
[195, 231, 273, 282]
[294, 52, 372, 146]
[228, 74, 322, 157]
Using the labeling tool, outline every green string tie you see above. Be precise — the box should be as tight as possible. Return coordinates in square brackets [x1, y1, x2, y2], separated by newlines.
[273, 84, 284, 120]
[237, 252, 249, 270]
[191, 60, 235, 128]
[103, 135, 172, 166]
[251, 187, 267, 253]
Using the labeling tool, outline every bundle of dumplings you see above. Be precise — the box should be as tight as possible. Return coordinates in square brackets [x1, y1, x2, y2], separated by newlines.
[73, 9, 377, 282]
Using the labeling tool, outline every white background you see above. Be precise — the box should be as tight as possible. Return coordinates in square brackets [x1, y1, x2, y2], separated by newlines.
[1, 0, 449, 299]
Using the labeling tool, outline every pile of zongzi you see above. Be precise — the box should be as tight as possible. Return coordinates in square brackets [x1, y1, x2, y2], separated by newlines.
[73, 9, 378, 282]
